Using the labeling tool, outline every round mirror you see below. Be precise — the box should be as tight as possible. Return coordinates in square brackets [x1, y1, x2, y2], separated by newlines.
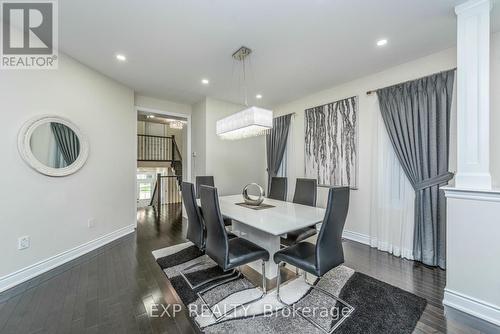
[18, 115, 89, 177]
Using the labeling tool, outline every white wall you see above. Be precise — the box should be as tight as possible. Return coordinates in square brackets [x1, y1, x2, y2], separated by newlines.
[0, 54, 136, 285]
[272, 47, 458, 237]
[444, 189, 500, 326]
[205, 98, 267, 196]
[273, 32, 500, 238]
[138, 122, 167, 136]
[191, 97, 267, 196]
[191, 99, 207, 178]
[134, 94, 192, 116]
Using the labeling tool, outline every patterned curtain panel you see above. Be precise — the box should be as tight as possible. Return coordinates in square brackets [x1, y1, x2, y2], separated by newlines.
[305, 96, 358, 188]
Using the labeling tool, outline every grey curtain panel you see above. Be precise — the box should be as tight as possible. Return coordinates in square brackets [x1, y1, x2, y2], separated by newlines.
[266, 114, 292, 194]
[377, 69, 455, 268]
[50, 122, 80, 167]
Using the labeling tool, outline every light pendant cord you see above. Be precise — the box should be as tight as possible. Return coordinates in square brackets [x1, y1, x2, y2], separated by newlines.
[243, 57, 248, 106]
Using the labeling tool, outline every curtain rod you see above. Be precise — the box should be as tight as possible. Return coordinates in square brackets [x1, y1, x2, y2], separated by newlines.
[366, 67, 457, 96]
[275, 112, 296, 118]
[305, 95, 358, 111]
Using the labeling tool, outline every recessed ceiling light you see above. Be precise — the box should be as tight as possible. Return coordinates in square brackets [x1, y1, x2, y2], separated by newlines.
[256, 94, 263, 99]
[146, 115, 155, 119]
[376, 39, 388, 47]
[201, 78, 209, 85]
[116, 54, 127, 61]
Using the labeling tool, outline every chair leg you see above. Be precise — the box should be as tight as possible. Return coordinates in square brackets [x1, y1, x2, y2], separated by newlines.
[261, 261, 267, 294]
[275, 262, 287, 305]
[180, 258, 239, 291]
[197, 261, 269, 323]
[197, 271, 242, 295]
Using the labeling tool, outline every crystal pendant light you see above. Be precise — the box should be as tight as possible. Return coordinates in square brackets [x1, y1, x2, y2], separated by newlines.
[169, 120, 183, 130]
[216, 46, 273, 140]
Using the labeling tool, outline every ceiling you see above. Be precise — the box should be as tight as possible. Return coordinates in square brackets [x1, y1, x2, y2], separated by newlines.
[59, 0, 500, 107]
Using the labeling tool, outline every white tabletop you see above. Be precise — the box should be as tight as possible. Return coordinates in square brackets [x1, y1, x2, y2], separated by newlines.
[197, 194, 326, 236]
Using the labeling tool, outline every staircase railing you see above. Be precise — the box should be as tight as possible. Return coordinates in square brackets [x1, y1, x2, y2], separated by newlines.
[141, 134, 183, 217]
[150, 174, 182, 215]
[138, 133, 182, 182]
[138, 134, 181, 162]
[171, 136, 183, 185]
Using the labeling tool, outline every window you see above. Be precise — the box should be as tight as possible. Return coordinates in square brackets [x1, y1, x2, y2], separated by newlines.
[138, 182, 152, 199]
[137, 173, 154, 201]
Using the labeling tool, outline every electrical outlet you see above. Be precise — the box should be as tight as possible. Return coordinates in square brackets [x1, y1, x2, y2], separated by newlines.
[88, 218, 95, 228]
[18, 236, 30, 250]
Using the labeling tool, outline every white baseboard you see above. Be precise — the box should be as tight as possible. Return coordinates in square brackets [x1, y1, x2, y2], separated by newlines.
[342, 230, 370, 245]
[0, 224, 136, 293]
[342, 230, 414, 260]
[444, 289, 500, 326]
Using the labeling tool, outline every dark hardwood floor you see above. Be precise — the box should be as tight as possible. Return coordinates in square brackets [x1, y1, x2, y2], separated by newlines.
[0, 204, 488, 334]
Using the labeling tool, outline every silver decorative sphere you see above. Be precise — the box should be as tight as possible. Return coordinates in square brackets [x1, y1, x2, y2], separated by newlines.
[242, 183, 264, 206]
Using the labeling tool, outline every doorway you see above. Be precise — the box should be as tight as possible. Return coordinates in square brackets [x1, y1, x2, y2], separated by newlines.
[135, 106, 191, 221]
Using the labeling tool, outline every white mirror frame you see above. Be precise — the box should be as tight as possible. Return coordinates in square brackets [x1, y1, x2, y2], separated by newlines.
[18, 115, 89, 177]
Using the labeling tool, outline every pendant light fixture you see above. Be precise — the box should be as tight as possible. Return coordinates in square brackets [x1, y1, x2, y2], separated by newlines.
[216, 46, 273, 140]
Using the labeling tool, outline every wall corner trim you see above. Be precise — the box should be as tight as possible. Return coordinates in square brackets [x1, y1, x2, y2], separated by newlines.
[0, 224, 136, 293]
[444, 288, 500, 326]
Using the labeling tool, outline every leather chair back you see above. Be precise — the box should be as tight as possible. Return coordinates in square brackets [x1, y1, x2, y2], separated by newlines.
[293, 178, 317, 207]
[316, 187, 350, 276]
[199, 185, 229, 269]
[196, 176, 215, 199]
[268, 177, 288, 201]
[181, 182, 205, 250]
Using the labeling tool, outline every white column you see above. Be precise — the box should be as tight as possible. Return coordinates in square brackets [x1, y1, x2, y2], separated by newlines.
[442, 0, 500, 327]
[454, 0, 492, 190]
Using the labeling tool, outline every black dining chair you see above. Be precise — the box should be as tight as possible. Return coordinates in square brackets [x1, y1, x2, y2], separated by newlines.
[268, 177, 288, 201]
[179, 182, 236, 290]
[198, 185, 270, 321]
[183, 182, 205, 250]
[274, 187, 353, 333]
[195, 176, 215, 199]
[292, 178, 317, 206]
[281, 178, 318, 247]
[196, 175, 232, 227]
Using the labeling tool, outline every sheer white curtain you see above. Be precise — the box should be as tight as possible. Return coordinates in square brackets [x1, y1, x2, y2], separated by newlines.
[370, 101, 415, 260]
[276, 144, 287, 177]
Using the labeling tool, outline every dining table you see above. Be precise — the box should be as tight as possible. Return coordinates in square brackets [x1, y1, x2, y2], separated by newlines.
[197, 194, 326, 279]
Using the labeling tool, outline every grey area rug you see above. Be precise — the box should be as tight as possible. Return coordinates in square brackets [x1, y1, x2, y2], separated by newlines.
[154, 242, 427, 334]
